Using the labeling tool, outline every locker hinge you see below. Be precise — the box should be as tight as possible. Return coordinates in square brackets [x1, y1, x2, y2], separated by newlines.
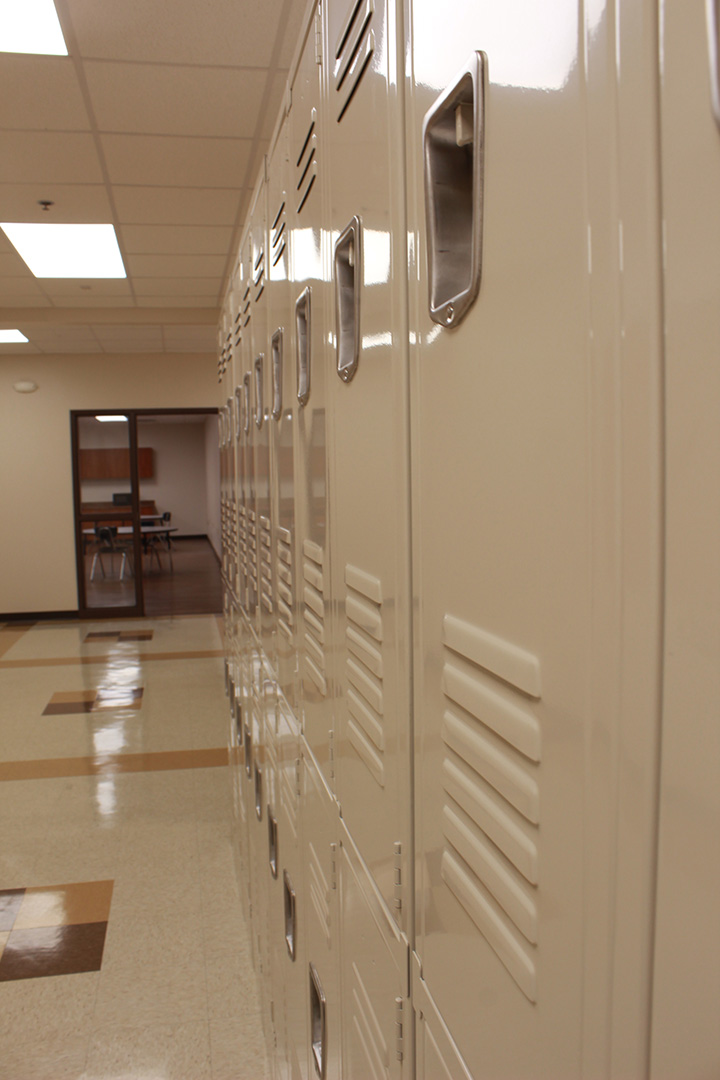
[393, 841, 402, 913]
[329, 728, 335, 781]
[395, 996, 404, 1062]
[314, 4, 322, 65]
[330, 841, 338, 891]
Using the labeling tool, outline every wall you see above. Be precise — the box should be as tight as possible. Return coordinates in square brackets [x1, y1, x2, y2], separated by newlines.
[204, 415, 221, 559]
[0, 353, 217, 615]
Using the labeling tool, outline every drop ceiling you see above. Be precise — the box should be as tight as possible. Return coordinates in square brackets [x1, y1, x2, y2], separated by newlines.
[0, 0, 307, 357]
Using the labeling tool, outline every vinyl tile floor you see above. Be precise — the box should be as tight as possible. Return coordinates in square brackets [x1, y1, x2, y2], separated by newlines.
[0, 615, 270, 1080]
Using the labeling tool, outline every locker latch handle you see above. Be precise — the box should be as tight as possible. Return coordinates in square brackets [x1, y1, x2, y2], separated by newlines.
[244, 724, 252, 779]
[423, 51, 486, 328]
[254, 763, 263, 820]
[335, 216, 362, 382]
[234, 386, 242, 443]
[708, 0, 720, 127]
[283, 870, 297, 961]
[309, 961, 327, 1078]
[296, 287, 312, 406]
[243, 374, 251, 435]
[254, 355, 264, 429]
[271, 329, 283, 420]
[268, 811, 278, 878]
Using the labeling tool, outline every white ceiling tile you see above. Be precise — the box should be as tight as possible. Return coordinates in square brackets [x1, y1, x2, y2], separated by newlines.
[0, 185, 113, 223]
[136, 296, 219, 308]
[85, 61, 268, 139]
[0, 342, 41, 354]
[48, 296, 136, 307]
[40, 279, 132, 297]
[0, 252, 34, 276]
[0, 133, 104, 184]
[67, 0, 289, 67]
[162, 325, 217, 348]
[101, 134, 252, 188]
[278, 0, 312, 69]
[0, 277, 48, 299]
[113, 186, 243, 226]
[0, 55, 90, 131]
[126, 254, 227, 278]
[133, 277, 222, 297]
[119, 225, 233, 255]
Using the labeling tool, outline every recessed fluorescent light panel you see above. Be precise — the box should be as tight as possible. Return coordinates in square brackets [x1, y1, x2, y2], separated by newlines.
[95, 416, 128, 423]
[0, 0, 68, 55]
[0, 329, 29, 343]
[0, 223, 126, 279]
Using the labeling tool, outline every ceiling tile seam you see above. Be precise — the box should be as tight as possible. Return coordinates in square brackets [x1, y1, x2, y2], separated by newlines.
[53, 0, 138, 307]
[77, 58, 289, 75]
[218, 0, 298, 302]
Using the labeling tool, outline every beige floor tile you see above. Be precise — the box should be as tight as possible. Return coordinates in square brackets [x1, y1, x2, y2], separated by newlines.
[0, 1027, 90, 1080]
[209, 1015, 270, 1080]
[204, 945, 261, 1020]
[14, 880, 114, 930]
[92, 955, 209, 1027]
[83, 1019, 213, 1080]
[0, 970, 100, 1037]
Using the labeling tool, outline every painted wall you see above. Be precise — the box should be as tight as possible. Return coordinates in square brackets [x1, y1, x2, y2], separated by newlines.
[0, 353, 217, 615]
[204, 415, 221, 559]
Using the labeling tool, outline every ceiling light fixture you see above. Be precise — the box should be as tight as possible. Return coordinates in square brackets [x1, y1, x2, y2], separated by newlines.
[95, 415, 128, 423]
[0, 0, 68, 55]
[0, 223, 126, 279]
[13, 380, 39, 393]
[0, 329, 29, 343]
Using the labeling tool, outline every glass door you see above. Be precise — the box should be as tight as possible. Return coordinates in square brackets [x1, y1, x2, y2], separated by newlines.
[73, 412, 142, 615]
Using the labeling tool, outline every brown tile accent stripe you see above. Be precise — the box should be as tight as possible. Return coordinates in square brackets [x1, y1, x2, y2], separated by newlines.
[0, 881, 113, 982]
[0, 649, 224, 670]
[0, 626, 33, 660]
[43, 687, 144, 715]
[85, 630, 154, 642]
[0, 747, 229, 782]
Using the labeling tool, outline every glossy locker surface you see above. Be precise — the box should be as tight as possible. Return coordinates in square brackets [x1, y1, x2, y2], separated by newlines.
[267, 118, 299, 713]
[406, 0, 663, 1076]
[324, 0, 413, 926]
[289, 7, 335, 787]
[650, 1, 720, 1075]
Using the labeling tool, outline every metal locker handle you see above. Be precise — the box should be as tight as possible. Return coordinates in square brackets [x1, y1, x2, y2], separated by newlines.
[254, 355, 264, 429]
[243, 374, 251, 435]
[271, 329, 283, 420]
[296, 287, 312, 406]
[309, 962, 327, 1079]
[254, 763, 263, 820]
[708, 0, 720, 127]
[268, 811, 278, 878]
[334, 216, 362, 382]
[234, 386, 242, 442]
[283, 870, 297, 960]
[244, 724, 252, 778]
[423, 51, 486, 328]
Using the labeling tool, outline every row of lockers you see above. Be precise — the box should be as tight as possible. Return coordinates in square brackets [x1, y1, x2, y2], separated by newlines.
[217, 0, 719, 1076]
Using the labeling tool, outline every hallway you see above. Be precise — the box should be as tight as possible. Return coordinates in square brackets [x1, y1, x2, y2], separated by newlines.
[0, 616, 268, 1079]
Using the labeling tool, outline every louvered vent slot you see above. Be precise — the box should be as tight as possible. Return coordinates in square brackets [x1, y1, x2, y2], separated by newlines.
[276, 525, 294, 641]
[302, 539, 326, 696]
[271, 200, 287, 269]
[344, 565, 385, 787]
[440, 614, 542, 1003]
[350, 961, 388, 1078]
[253, 247, 265, 303]
[334, 0, 375, 121]
[296, 111, 318, 214]
[259, 514, 273, 613]
[238, 505, 248, 596]
[308, 840, 331, 943]
[242, 283, 251, 328]
[247, 508, 259, 607]
[234, 311, 242, 349]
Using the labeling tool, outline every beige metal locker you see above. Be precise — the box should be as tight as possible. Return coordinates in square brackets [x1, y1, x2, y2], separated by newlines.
[405, 0, 663, 1076]
[289, 5, 336, 788]
[323, 0, 413, 928]
[650, 2, 720, 1076]
[338, 823, 411, 1080]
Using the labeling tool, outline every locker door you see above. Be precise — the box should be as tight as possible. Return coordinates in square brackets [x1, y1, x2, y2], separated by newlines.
[268, 116, 299, 713]
[406, 1, 663, 1077]
[249, 178, 277, 673]
[650, 2, 720, 1076]
[289, 6, 335, 787]
[323, 0, 412, 925]
[338, 825, 410, 1080]
[300, 740, 342, 1080]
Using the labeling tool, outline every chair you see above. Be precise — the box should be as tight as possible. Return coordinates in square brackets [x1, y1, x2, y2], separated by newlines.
[143, 512, 173, 573]
[89, 526, 134, 581]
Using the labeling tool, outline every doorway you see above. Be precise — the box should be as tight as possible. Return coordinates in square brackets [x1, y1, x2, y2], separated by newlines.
[72, 409, 221, 618]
